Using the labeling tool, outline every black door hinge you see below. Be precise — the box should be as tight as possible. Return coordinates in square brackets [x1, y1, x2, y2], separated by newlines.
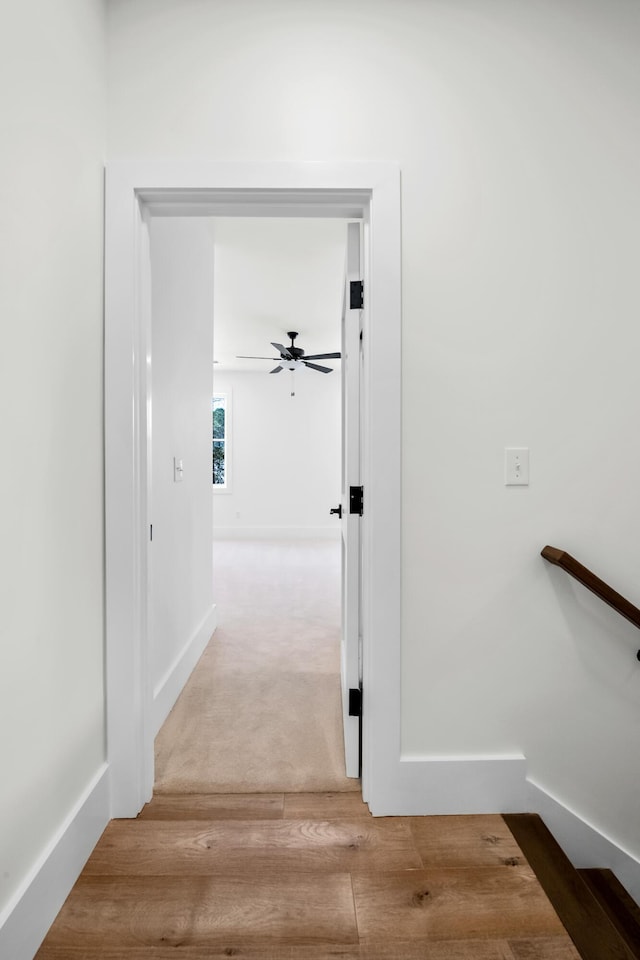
[349, 485, 363, 516]
[150, 524, 153, 541]
[348, 687, 362, 717]
[350, 280, 364, 310]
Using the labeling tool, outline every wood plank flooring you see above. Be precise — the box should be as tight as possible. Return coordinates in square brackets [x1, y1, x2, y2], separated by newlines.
[35, 793, 581, 960]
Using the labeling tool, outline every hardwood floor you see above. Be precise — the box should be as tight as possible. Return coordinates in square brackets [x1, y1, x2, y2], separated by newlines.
[35, 793, 580, 959]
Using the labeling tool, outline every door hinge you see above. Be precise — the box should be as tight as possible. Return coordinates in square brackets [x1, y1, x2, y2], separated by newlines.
[348, 687, 362, 717]
[150, 524, 153, 541]
[350, 280, 364, 310]
[349, 485, 363, 516]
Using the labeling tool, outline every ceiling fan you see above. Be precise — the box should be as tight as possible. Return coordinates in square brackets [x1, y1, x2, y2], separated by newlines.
[237, 331, 341, 375]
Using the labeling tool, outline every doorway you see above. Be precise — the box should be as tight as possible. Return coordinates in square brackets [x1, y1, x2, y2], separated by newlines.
[104, 161, 401, 818]
[150, 214, 357, 794]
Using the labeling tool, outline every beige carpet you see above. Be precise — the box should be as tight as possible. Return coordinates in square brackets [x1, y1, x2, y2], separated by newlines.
[154, 539, 360, 794]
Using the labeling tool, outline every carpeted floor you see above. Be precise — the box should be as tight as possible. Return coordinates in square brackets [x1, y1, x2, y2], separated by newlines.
[154, 539, 360, 794]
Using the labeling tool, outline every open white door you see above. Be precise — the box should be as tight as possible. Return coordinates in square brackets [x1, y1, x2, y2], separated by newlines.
[340, 221, 363, 778]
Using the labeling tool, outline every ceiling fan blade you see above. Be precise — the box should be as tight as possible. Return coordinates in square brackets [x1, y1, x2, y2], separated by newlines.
[269, 365, 283, 374]
[271, 341, 293, 359]
[303, 361, 333, 374]
[236, 355, 281, 360]
[302, 352, 341, 361]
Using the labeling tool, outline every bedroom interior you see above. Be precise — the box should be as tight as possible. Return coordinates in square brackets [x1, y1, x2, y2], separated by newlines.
[154, 215, 352, 793]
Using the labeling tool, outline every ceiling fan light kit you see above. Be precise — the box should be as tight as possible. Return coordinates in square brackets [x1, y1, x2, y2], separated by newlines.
[271, 358, 307, 373]
[236, 330, 341, 397]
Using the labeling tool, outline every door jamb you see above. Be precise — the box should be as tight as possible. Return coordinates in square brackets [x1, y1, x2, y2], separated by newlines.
[104, 161, 401, 817]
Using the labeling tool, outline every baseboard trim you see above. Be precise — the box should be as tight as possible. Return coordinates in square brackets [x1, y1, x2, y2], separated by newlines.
[213, 526, 340, 540]
[368, 755, 528, 816]
[152, 603, 218, 737]
[527, 779, 640, 905]
[0, 762, 110, 960]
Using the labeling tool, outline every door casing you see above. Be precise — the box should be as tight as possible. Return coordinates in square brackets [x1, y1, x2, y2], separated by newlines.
[104, 161, 401, 817]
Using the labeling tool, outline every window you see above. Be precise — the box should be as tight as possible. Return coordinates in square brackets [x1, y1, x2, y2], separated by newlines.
[213, 394, 227, 487]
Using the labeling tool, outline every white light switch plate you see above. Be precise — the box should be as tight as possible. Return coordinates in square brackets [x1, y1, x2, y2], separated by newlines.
[174, 457, 184, 482]
[505, 447, 529, 485]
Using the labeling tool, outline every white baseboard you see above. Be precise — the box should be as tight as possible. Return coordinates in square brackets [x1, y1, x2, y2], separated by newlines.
[370, 759, 640, 903]
[152, 603, 218, 737]
[0, 763, 110, 960]
[527, 778, 640, 904]
[368, 755, 528, 816]
[213, 526, 340, 541]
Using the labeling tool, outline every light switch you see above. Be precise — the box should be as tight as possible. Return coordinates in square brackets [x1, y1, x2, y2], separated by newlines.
[174, 457, 184, 482]
[505, 447, 529, 486]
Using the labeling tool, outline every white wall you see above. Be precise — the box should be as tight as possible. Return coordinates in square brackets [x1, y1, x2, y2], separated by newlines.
[0, 0, 107, 942]
[213, 371, 341, 538]
[149, 218, 215, 719]
[106, 0, 640, 863]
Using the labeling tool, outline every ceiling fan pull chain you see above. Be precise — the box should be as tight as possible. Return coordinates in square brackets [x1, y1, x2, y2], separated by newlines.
[290, 369, 295, 397]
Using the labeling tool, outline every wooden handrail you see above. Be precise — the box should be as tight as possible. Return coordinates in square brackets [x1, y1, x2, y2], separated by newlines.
[541, 546, 640, 639]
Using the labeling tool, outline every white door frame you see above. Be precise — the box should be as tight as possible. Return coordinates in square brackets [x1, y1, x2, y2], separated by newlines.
[104, 161, 401, 817]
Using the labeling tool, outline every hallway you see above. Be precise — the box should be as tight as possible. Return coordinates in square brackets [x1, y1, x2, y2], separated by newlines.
[35, 540, 579, 958]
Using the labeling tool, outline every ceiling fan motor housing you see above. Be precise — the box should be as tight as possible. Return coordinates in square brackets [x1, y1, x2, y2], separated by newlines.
[285, 331, 304, 358]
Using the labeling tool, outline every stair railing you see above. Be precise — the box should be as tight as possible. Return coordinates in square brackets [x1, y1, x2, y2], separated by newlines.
[541, 545, 640, 660]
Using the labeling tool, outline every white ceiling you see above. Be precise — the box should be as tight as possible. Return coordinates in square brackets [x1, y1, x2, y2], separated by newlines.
[211, 217, 347, 374]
